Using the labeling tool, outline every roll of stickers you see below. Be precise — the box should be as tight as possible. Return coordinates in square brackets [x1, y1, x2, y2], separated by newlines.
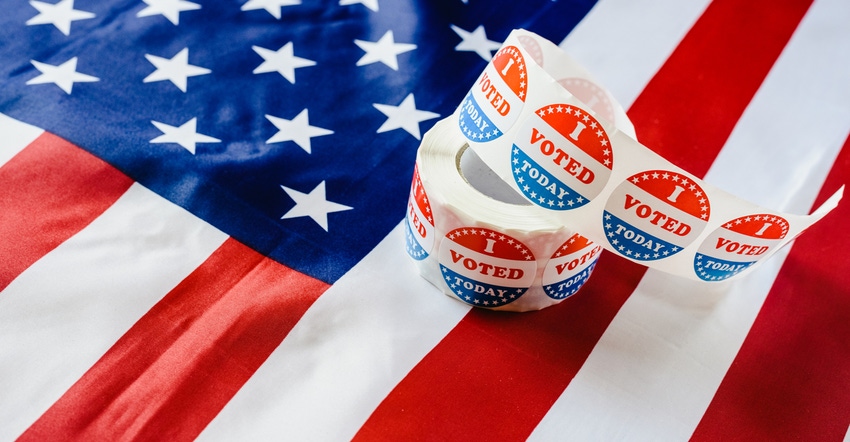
[406, 29, 842, 311]
[406, 119, 602, 312]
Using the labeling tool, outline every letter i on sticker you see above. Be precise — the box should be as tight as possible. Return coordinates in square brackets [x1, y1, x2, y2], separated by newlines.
[437, 227, 537, 307]
[511, 104, 613, 210]
[602, 170, 710, 261]
[542, 234, 602, 300]
[458, 46, 527, 142]
[404, 166, 435, 260]
[693, 214, 789, 281]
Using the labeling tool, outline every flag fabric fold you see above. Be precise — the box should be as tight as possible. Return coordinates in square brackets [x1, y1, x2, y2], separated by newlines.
[0, 0, 848, 440]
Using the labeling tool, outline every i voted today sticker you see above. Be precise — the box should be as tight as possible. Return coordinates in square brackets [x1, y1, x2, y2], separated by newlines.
[694, 214, 789, 281]
[511, 103, 613, 210]
[541, 233, 601, 300]
[603, 169, 710, 261]
[458, 45, 527, 142]
[404, 166, 434, 261]
[438, 227, 536, 308]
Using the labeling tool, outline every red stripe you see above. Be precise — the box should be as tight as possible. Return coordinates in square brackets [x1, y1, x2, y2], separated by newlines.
[355, 256, 647, 441]
[19, 237, 329, 441]
[692, 134, 850, 440]
[354, 1, 812, 440]
[629, 0, 814, 178]
[0, 133, 133, 291]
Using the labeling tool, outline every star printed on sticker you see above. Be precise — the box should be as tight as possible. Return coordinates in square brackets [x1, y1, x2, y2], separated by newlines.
[149, 117, 220, 154]
[252, 42, 316, 84]
[26, 0, 94, 36]
[143, 48, 210, 92]
[373, 93, 439, 140]
[339, 0, 378, 12]
[280, 181, 353, 232]
[265, 109, 333, 153]
[354, 30, 416, 71]
[450, 24, 501, 61]
[26, 57, 98, 94]
[241, 0, 300, 19]
[137, 0, 201, 26]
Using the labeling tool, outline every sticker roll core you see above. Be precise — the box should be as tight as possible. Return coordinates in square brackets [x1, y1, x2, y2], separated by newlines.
[406, 118, 601, 312]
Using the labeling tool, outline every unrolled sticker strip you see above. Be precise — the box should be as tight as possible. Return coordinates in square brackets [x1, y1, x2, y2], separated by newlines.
[449, 28, 842, 283]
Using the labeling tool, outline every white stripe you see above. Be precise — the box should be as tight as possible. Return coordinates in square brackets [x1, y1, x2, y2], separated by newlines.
[530, 0, 850, 440]
[707, 4, 850, 211]
[0, 113, 44, 168]
[559, 0, 711, 109]
[199, 223, 471, 441]
[0, 182, 227, 440]
[200, 0, 708, 439]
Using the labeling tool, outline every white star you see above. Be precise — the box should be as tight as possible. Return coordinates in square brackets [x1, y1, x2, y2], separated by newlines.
[354, 30, 416, 71]
[450, 24, 501, 61]
[252, 42, 316, 84]
[265, 109, 333, 153]
[280, 181, 353, 232]
[26, 57, 98, 94]
[241, 0, 300, 19]
[143, 48, 210, 92]
[137, 0, 201, 25]
[26, 0, 94, 36]
[373, 93, 439, 140]
[150, 117, 220, 154]
[339, 0, 378, 12]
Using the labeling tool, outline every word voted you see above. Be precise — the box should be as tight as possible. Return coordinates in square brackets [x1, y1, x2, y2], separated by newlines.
[623, 193, 692, 236]
[407, 202, 427, 238]
[449, 249, 524, 279]
[714, 237, 769, 256]
[529, 128, 595, 184]
[480, 72, 510, 114]
[555, 245, 601, 275]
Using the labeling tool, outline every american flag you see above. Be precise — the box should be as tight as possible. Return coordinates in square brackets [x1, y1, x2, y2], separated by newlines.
[1, 0, 848, 439]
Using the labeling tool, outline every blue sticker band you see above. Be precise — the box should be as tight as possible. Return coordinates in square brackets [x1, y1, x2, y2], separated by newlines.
[404, 218, 429, 261]
[440, 265, 526, 307]
[543, 261, 597, 300]
[511, 146, 589, 210]
[603, 211, 682, 261]
[694, 253, 756, 281]
[458, 93, 502, 142]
